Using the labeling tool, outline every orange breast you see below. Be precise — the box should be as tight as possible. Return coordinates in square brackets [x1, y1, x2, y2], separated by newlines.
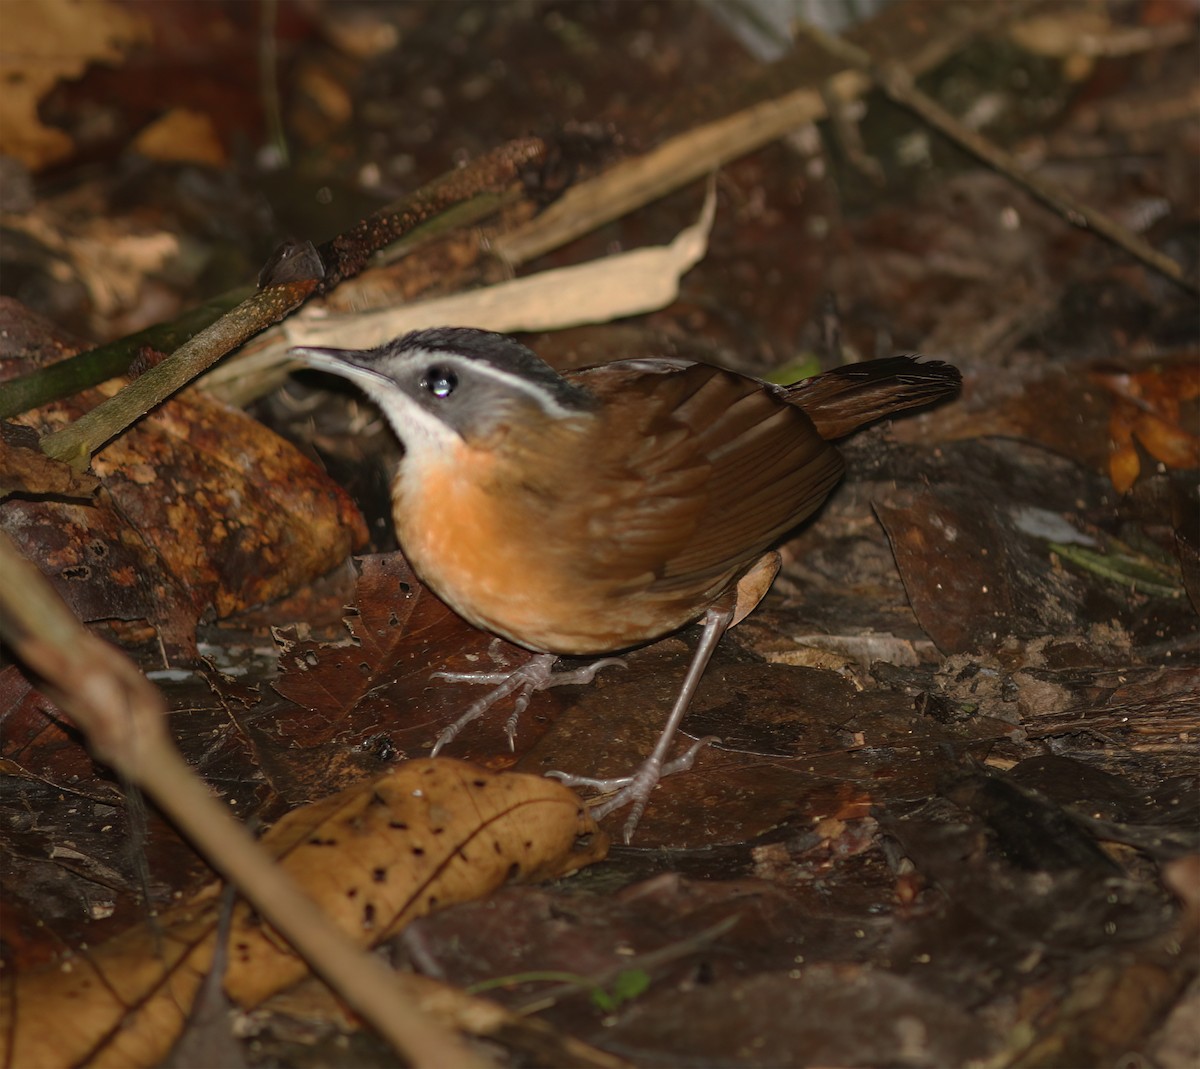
[392, 440, 709, 656]
[393, 444, 593, 653]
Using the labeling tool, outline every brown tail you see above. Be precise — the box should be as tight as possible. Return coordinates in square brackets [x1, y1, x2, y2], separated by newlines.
[785, 356, 961, 440]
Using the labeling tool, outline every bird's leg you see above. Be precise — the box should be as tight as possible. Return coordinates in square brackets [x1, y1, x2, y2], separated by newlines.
[549, 604, 735, 843]
[547, 553, 779, 841]
[430, 650, 624, 755]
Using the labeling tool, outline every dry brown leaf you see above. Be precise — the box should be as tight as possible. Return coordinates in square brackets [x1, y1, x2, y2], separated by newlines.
[2, 210, 182, 326]
[1132, 411, 1199, 469]
[223, 759, 605, 1004]
[1092, 363, 1200, 493]
[0, 759, 606, 1069]
[0, 0, 149, 170]
[1107, 421, 1144, 497]
[131, 107, 227, 167]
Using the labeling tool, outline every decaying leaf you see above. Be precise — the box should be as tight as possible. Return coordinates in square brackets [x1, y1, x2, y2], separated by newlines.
[0, 422, 99, 499]
[0, 305, 368, 653]
[273, 553, 433, 718]
[1091, 361, 1200, 494]
[0, 759, 606, 1069]
[0, 0, 149, 170]
[86, 383, 368, 620]
[271, 552, 527, 750]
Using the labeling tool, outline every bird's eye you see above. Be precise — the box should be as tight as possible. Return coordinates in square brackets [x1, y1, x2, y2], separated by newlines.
[420, 365, 457, 398]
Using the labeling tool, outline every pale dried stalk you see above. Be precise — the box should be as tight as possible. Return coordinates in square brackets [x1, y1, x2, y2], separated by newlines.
[0, 530, 486, 1069]
[797, 21, 1199, 296]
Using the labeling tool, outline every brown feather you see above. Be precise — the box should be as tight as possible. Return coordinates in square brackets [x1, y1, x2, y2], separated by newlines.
[567, 363, 842, 630]
[786, 355, 961, 439]
[393, 354, 958, 656]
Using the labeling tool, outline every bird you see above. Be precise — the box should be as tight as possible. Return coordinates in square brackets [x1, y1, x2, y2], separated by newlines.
[291, 327, 960, 841]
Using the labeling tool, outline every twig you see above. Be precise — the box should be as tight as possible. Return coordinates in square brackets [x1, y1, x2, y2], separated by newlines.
[509, 914, 741, 1015]
[0, 530, 486, 1069]
[32, 137, 548, 468]
[316, 136, 546, 291]
[491, 2, 1013, 268]
[796, 22, 1199, 297]
[0, 189, 515, 424]
[0, 295, 249, 422]
[5, 5, 1014, 422]
[258, 0, 289, 167]
[39, 274, 321, 469]
[493, 71, 865, 268]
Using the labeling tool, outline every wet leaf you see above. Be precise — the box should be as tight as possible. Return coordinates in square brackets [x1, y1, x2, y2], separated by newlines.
[0, 305, 368, 653]
[271, 552, 527, 749]
[0, 759, 606, 1069]
[1091, 361, 1200, 494]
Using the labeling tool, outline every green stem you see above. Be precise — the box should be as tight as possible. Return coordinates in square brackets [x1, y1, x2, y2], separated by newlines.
[24, 138, 547, 470]
[465, 971, 596, 996]
[0, 291, 249, 421]
[40, 280, 314, 469]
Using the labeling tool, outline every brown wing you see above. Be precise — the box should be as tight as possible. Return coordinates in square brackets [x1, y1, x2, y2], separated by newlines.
[567, 361, 843, 612]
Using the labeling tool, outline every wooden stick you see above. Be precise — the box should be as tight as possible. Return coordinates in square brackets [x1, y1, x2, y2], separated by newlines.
[23, 139, 547, 463]
[798, 21, 1199, 297]
[0, 530, 487, 1069]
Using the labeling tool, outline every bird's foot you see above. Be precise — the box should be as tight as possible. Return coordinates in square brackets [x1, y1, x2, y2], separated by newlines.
[548, 735, 717, 843]
[430, 651, 624, 755]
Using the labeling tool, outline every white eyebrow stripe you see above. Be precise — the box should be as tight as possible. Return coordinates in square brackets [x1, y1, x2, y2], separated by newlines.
[441, 354, 579, 418]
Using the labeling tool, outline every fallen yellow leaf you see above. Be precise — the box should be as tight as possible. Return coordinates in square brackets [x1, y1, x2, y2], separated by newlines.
[1, 760, 606, 1069]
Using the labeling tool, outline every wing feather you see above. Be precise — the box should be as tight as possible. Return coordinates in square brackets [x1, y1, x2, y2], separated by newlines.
[568, 362, 843, 602]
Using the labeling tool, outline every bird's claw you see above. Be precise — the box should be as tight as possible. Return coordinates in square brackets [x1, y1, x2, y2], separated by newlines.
[429, 653, 624, 753]
[548, 735, 718, 843]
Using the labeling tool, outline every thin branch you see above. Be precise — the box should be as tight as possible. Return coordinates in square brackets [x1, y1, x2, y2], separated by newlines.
[31, 137, 549, 469]
[0, 295, 249, 422]
[797, 22, 1199, 297]
[0, 530, 486, 1069]
[39, 275, 320, 469]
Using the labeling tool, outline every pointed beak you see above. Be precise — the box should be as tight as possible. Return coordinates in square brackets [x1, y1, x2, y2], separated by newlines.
[289, 345, 392, 389]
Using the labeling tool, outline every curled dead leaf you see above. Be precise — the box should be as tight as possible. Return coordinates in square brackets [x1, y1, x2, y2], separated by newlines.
[0, 759, 606, 1069]
[1091, 361, 1200, 494]
[0, 303, 368, 652]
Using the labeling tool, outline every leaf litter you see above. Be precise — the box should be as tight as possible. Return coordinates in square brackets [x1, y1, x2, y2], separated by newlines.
[1, 1, 1198, 1066]
[2, 761, 604, 1069]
